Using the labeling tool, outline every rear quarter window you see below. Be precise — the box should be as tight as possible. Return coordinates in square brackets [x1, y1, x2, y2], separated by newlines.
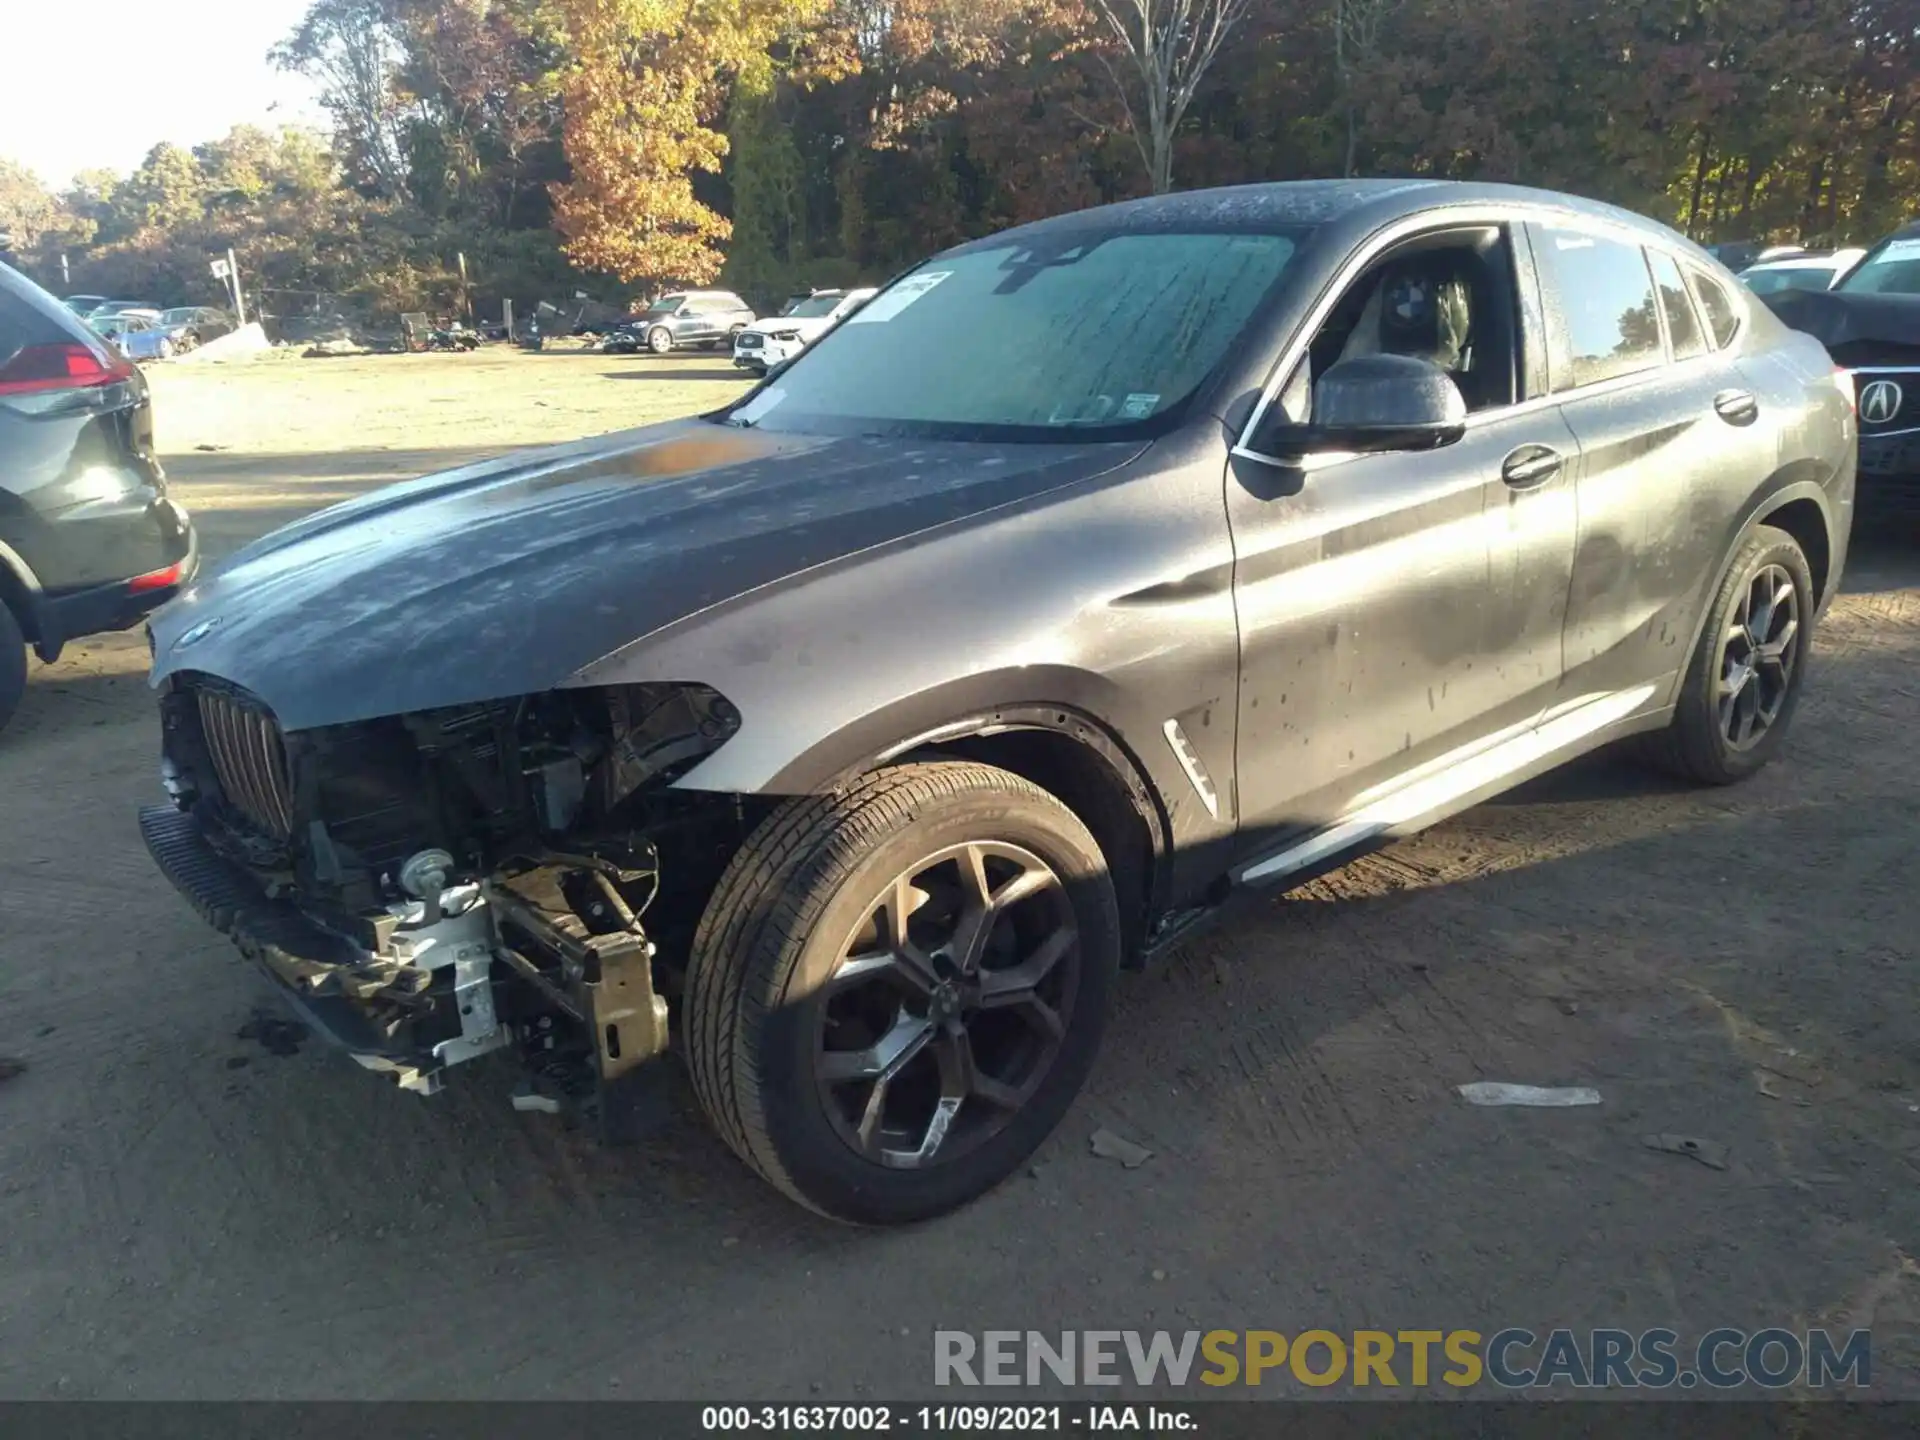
[1686, 268, 1742, 350]
[1647, 249, 1707, 360]
[1529, 225, 1664, 389]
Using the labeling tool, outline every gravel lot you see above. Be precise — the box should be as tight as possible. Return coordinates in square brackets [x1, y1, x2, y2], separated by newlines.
[2, 348, 1917, 1399]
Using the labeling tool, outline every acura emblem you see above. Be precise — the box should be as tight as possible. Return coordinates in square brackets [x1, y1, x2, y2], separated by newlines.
[1859, 378, 1904, 425]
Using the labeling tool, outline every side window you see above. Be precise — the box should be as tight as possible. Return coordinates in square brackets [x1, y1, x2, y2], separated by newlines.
[1529, 224, 1663, 389]
[1687, 268, 1741, 350]
[1647, 250, 1706, 360]
[1297, 225, 1521, 416]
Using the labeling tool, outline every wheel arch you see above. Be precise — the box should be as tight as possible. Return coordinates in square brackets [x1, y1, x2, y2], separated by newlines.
[1753, 491, 1831, 606]
[704, 677, 1178, 967]
[0, 539, 45, 649]
[891, 714, 1170, 967]
[1678, 468, 1838, 668]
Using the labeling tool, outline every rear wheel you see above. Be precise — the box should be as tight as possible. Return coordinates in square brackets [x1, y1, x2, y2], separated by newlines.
[647, 326, 674, 355]
[1642, 523, 1814, 785]
[0, 603, 27, 735]
[683, 762, 1120, 1224]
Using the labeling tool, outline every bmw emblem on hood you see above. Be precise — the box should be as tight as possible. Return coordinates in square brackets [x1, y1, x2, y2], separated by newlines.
[173, 616, 224, 650]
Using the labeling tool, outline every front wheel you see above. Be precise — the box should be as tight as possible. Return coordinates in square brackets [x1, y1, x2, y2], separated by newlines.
[1642, 523, 1815, 785]
[684, 762, 1120, 1224]
[647, 326, 674, 355]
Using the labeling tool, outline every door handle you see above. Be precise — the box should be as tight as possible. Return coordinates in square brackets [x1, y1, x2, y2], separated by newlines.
[1501, 445, 1564, 489]
[1714, 389, 1760, 425]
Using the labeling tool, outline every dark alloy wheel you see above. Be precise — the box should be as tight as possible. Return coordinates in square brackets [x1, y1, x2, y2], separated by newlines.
[1642, 522, 1815, 785]
[684, 761, 1121, 1224]
[1716, 561, 1799, 751]
[814, 839, 1080, 1169]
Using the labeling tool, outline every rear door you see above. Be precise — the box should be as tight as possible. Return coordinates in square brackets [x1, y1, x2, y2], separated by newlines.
[1530, 223, 1764, 705]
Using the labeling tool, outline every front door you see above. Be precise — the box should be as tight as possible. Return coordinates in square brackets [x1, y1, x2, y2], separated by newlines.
[1228, 222, 1577, 850]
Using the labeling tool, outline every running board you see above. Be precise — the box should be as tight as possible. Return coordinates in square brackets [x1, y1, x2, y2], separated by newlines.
[1233, 684, 1661, 889]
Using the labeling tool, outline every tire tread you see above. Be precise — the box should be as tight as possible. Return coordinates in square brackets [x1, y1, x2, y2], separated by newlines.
[683, 762, 1091, 1217]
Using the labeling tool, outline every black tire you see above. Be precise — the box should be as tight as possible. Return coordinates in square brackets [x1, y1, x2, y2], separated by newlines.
[0, 602, 26, 735]
[684, 761, 1121, 1224]
[647, 326, 674, 355]
[1642, 523, 1814, 785]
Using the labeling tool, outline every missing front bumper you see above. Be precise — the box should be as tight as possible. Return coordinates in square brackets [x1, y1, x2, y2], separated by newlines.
[137, 805, 674, 1123]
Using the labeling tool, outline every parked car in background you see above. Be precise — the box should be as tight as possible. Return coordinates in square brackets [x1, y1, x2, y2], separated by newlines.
[0, 260, 197, 732]
[732, 287, 878, 373]
[1759, 221, 1920, 515]
[603, 290, 756, 354]
[136, 179, 1851, 1225]
[1739, 249, 1867, 297]
[63, 294, 110, 315]
[90, 312, 178, 362]
[156, 306, 234, 351]
[86, 300, 162, 321]
[1708, 241, 1809, 271]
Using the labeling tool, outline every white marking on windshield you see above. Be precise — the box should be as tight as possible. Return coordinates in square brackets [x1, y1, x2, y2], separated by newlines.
[848, 272, 952, 324]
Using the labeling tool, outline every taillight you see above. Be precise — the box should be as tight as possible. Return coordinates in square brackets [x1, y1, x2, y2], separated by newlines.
[0, 341, 134, 397]
[1834, 366, 1856, 415]
[128, 559, 185, 594]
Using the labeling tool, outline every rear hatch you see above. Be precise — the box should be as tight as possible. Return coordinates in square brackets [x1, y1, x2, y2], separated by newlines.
[0, 261, 161, 495]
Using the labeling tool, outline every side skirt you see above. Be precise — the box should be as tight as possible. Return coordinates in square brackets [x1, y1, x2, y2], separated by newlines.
[1140, 685, 1672, 963]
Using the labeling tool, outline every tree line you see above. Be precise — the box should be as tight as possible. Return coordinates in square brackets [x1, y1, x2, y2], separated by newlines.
[1, 0, 1916, 319]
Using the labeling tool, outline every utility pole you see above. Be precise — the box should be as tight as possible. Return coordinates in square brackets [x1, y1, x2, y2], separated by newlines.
[227, 247, 247, 326]
[60, 253, 69, 288]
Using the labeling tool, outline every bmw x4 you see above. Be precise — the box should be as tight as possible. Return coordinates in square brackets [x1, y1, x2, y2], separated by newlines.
[138, 181, 1854, 1223]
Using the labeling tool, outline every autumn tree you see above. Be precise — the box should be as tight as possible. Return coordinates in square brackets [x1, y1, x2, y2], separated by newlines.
[0, 160, 62, 256]
[274, 0, 413, 194]
[548, 0, 829, 288]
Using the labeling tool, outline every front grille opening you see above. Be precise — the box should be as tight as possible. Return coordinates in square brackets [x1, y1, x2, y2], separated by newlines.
[194, 688, 295, 839]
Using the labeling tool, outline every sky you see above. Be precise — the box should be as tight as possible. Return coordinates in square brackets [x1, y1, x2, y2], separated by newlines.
[3, 0, 327, 188]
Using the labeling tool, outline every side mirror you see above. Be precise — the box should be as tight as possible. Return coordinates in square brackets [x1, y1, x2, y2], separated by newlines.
[1246, 354, 1467, 461]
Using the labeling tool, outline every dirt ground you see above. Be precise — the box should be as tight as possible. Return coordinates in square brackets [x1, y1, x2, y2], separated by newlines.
[2, 347, 1918, 1400]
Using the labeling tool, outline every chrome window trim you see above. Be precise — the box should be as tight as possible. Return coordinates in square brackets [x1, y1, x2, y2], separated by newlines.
[1233, 203, 1696, 467]
[1645, 246, 1712, 364]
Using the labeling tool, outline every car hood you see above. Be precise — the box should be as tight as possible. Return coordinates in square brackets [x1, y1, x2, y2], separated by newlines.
[1759, 286, 1920, 353]
[148, 417, 1142, 731]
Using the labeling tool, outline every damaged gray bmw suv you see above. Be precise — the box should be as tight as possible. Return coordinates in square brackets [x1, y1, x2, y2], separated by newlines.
[139, 180, 1854, 1223]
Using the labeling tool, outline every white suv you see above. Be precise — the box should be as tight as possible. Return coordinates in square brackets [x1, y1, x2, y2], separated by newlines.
[733, 288, 878, 373]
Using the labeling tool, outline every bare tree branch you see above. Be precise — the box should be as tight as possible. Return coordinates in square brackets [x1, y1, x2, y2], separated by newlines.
[1085, 0, 1253, 192]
